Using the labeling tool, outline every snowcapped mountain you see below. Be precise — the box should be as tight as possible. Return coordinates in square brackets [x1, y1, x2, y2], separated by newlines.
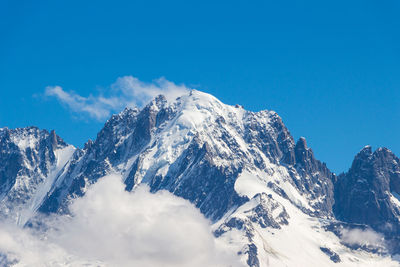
[40, 91, 335, 221]
[1, 90, 400, 266]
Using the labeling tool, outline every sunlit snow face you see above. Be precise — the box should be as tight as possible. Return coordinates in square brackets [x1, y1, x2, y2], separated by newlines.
[0, 174, 242, 267]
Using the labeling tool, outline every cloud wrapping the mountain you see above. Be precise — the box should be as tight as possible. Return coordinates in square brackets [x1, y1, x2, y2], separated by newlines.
[45, 76, 190, 120]
[0, 175, 241, 266]
[340, 227, 385, 249]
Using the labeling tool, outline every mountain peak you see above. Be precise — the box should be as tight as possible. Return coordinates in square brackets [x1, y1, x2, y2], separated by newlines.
[153, 94, 168, 107]
[351, 145, 373, 165]
[183, 89, 222, 107]
[373, 147, 395, 159]
[360, 144, 373, 154]
[352, 145, 397, 166]
[334, 143, 400, 238]
[296, 137, 308, 150]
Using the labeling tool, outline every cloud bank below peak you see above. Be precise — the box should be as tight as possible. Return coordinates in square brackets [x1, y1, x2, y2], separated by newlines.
[0, 174, 241, 267]
[45, 76, 190, 121]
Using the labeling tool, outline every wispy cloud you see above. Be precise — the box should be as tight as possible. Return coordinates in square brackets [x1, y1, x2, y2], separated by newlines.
[340, 227, 385, 250]
[45, 76, 190, 121]
[0, 174, 241, 266]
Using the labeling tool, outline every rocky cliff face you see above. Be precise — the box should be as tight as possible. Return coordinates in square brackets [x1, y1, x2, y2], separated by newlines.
[0, 127, 75, 224]
[292, 137, 336, 216]
[334, 145, 400, 252]
[0, 90, 399, 266]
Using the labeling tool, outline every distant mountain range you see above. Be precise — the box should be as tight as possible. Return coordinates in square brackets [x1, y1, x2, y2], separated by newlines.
[1, 90, 399, 266]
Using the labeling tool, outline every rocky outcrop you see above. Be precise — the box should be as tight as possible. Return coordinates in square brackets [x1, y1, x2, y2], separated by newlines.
[291, 137, 336, 217]
[334, 146, 400, 240]
[0, 127, 71, 222]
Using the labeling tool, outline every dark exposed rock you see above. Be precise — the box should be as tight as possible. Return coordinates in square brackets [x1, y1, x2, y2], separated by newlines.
[320, 247, 341, 263]
[246, 244, 260, 267]
[283, 137, 336, 217]
[333, 146, 400, 237]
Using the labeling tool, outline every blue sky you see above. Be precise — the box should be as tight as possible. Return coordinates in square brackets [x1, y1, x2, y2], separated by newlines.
[0, 0, 399, 173]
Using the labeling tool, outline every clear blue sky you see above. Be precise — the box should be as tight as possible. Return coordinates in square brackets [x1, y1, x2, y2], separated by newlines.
[1, 0, 399, 173]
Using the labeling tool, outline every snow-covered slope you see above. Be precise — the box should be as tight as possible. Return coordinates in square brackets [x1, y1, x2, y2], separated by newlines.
[217, 170, 398, 266]
[0, 90, 399, 266]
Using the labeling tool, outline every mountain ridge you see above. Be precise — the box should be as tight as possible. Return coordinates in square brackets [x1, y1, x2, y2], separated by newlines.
[1, 90, 399, 266]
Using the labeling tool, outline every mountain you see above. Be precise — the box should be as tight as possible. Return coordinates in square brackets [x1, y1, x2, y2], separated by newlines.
[1, 90, 399, 266]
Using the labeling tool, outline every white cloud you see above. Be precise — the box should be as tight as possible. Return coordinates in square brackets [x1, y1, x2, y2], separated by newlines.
[45, 76, 190, 120]
[0, 174, 242, 267]
[340, 227, 385, 249]
[112, 76, 190, 105]
[45, 86, 117, 120]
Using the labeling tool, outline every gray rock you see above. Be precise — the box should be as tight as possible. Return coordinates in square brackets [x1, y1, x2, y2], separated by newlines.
[334, 146, 400, 233]
[320, 247, 341, 263]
